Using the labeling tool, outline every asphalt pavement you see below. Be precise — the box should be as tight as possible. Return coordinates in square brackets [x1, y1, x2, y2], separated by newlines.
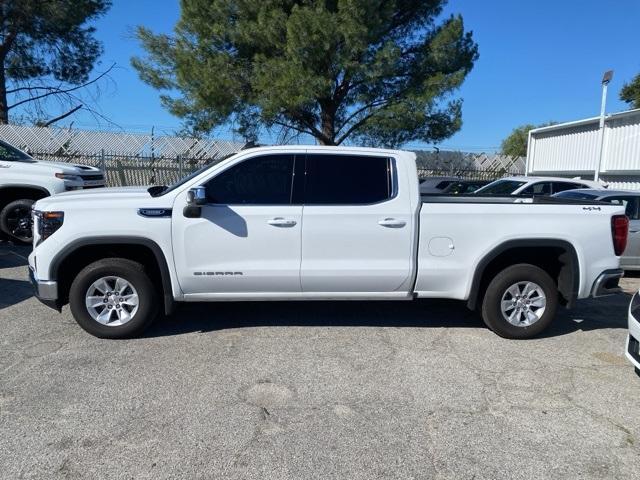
[1, 241, 639, 479]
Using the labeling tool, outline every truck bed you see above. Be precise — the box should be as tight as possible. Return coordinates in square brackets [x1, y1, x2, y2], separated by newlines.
[414, 195, 623, 301]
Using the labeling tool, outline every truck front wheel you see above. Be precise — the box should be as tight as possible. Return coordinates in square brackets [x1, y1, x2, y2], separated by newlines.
[69, 258, 158, 339]
[481, 264, 558, 339]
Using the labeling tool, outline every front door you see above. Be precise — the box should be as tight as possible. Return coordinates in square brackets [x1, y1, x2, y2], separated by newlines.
[300, 153, 414, 293]
[172, 153, 303, 295]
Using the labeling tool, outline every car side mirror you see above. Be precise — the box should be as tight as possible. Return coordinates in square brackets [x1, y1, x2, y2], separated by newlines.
[186, 187, 206, 206]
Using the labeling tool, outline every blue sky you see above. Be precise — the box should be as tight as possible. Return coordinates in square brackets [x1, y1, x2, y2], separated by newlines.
[46, 0, 640, 152]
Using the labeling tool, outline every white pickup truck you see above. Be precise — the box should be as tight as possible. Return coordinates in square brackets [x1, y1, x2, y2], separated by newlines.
[28, 146, 628, 339]
[0, 140, 104, 243]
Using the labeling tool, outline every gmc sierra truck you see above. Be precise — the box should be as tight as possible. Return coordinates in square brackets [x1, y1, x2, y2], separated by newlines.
[0, 140, 104, 243]
[28, 146, 628, 339]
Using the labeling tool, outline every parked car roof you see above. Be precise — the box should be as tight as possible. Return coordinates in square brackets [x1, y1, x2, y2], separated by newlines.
[475, 176, 604, 196]
[554, 188, 640, 198]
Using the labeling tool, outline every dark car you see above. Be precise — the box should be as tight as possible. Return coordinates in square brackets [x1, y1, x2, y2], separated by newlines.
[441, 180, 491, 195]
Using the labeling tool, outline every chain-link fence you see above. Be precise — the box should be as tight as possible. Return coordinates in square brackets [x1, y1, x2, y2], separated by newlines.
[415, 168, 519, 182]
[0, 124, 247, 187]
[0, 124, 525, 187]
[30, 150, 235, 187]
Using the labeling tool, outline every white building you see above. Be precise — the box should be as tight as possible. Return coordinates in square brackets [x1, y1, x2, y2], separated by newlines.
[526, 109, 640, 190]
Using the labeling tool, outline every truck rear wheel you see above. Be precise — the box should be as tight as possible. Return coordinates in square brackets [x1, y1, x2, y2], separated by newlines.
[0, 199, 34, 244]
[481, 264, 558, 339]
[69, 258, 158, 339]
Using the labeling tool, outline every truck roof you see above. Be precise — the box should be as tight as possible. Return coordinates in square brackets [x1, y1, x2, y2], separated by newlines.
[237, 145, 410, 156]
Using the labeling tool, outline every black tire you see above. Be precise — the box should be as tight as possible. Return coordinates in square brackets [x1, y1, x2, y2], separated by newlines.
[0, 199, 34, 244]
[69, 258, 158, 339]
[481, 264, 558, 339]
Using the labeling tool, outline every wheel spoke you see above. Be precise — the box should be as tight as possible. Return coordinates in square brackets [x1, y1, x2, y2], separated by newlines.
[506, 284, 520, 298]
[86, 296, 105, 308]
[117, 308, 131, 323]
[525, 309, 539, 322]
[522, 282, 537, 298]
[93, 278, 111, 294]
[529, 297, 546, 308]
[501, 300, 515, 312]
[114, 277, 129, 294]
[121, 294, 138, 306]
[96, 308, 113, 325]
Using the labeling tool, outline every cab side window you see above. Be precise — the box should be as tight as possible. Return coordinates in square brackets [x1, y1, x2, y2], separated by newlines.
[204, 154, 295, 205]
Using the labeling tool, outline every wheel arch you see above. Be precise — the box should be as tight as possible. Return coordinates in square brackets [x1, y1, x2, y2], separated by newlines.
[49, 236, 175, 315]
[466, 239, 580, 311]
[0, 184, 51, 209]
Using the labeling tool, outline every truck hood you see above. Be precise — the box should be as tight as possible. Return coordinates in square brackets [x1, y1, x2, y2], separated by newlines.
[16, 158, 102, 175]
[38, 160, 102, 173]
[56, 186, 150, 198]
[35, 186, 152, 210]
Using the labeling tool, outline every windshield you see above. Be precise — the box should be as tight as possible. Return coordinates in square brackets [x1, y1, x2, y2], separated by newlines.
[475, 179, 527, 195]
[553, 191, 599, 200]
[149, 152, 239, 197]
[0, 140, 35, 162]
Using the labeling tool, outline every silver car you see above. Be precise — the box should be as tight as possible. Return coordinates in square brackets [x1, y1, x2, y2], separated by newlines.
[554, 188, 640, 270]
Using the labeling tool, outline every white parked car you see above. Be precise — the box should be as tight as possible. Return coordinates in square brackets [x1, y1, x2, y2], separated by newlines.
[419, 176, 460, 194]
[0, 140, 104, 243]
[475, 176, 602, 196]
[627, 293, 640, 375]
[29, 146, 627, 339]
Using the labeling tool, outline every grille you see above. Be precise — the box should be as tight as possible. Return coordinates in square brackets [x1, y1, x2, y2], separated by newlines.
[81, 175, 105, 181]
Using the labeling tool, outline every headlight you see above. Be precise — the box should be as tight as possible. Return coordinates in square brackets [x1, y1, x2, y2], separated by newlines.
[55, 173, 82, 182]
[34, 211, 64, 244]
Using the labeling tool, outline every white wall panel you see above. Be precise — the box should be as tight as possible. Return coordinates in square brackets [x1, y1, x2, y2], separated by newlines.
[528, 110, 640, 178]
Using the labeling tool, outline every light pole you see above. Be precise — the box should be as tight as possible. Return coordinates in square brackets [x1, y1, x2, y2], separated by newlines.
[594, 70, 613, 182]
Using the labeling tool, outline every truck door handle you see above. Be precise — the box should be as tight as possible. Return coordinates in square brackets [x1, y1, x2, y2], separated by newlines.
[267, 217, 297, 227]
[378, 218, 406, 228]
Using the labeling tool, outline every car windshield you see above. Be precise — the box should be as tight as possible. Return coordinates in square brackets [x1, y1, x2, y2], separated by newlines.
[0, 140, 35, 162]
[553, 191, 599, 200]
[475, 179, 527, 195]
[148, 152, 239, 197]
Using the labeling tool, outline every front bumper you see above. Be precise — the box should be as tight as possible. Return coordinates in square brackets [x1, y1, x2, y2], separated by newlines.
[29, 267, 60, 311]
[591, 269, 624, 297]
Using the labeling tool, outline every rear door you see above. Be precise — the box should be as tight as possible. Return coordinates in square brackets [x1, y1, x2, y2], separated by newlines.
[300, 153, 413, 293]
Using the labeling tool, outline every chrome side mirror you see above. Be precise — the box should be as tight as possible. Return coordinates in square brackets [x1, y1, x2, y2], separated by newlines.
[186, 187, 206, 206]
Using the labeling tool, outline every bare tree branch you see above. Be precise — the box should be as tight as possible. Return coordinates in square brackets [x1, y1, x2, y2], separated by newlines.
[7, 63, 115, 111]
[40, 104, 83, 127]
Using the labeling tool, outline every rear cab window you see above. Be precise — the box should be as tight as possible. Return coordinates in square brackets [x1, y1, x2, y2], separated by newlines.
[304, 154, 394, 204]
